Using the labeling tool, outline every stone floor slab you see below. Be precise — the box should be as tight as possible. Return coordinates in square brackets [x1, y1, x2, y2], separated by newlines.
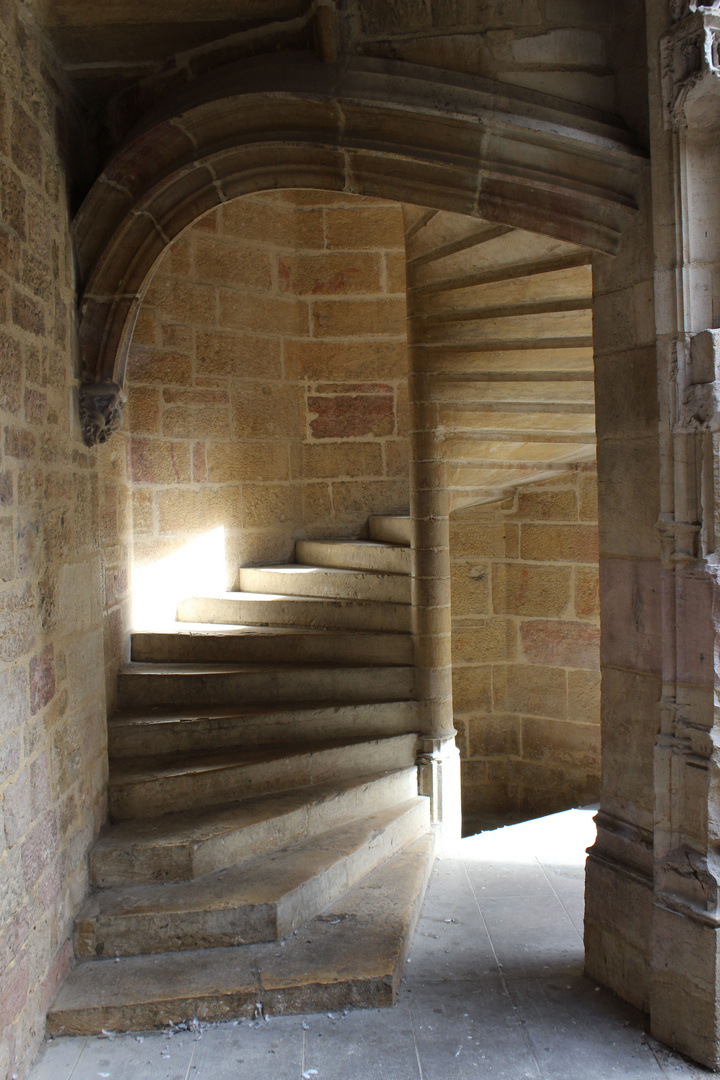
[190, 1017, 304, 1079]
[23, 1036, 86, 1080]
[28, 807, 711, 1080]
[507, 973, 667, 1079]
[68, 1030, 196, 1080]
[405, 979, 541, 1080]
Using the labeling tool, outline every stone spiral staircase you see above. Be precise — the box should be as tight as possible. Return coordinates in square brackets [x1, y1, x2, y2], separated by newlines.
[47, 515, 433, 1035]
[403, 205, 595, 509]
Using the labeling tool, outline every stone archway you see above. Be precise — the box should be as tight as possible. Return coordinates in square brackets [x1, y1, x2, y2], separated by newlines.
[72, 49, 666, 1057]
[73, 53, 644, 420]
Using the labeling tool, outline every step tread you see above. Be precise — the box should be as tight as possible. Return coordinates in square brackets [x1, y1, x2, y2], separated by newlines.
[93, 770, 418, 858]
[300, 539, 408, 551]
[239, 565, 410, 603]
[120, 661, 414, 675]
[108, 700, 420, 761]
[130, 628, 413, 666]
[156, 624, 410, 637]
[78, 799, 427, 926]
[245, 564, 408, 579]
[48, 835, 435, 1034]
[110, 734, 417, 787]
[109, 699, 417, 730]
[295, 539, 411, 575]
[188, 591, 410, 607]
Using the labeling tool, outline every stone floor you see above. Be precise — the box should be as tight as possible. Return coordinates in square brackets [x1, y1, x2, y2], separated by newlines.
[27, 807, 711, 1080]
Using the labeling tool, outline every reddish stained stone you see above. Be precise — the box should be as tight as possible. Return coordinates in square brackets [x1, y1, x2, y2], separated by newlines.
[308, 394, 394, 439]
[311, 270, 359, 294]
[0, 954, 29, 1030]
[39, 939, 73, 1013]
[21, 810, 57, 892]
[29, 644, 55, 714]
[520, 620, 600, 671]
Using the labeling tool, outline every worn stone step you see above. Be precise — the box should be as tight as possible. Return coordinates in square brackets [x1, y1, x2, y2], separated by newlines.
[108, 734, 419, 821]
[238, 565, 411, 604]
[75, 798, 429, 958]
[117, 661, 415, 709]
[48, 834, 434, 1035]
[91, 768, 419, 888]
[367, 515, 411, 546]
[109, 700, 421, 759]
[177, 592, 411, 632]
[131, 627, 413, 666]
[295, 538, 410, 576]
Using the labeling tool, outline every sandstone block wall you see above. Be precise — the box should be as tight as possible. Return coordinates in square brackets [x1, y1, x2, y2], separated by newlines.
[125, 190, 409, 622]
[451, 467, 600, 828]
[0, 5, 113, 1076]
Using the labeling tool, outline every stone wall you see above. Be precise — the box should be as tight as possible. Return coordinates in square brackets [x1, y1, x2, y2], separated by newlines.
[355, 0, 614, 113]
[0, 4, 112, 1076]
[451, 467, 600, 829]
[125, 190, 409, 624]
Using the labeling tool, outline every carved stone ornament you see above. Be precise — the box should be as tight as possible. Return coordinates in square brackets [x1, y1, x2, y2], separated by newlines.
[661, 9, 720, 127]
[677, 329, 720, 430]
[79, 381, 127, 447]
[671, 1, 720, 21]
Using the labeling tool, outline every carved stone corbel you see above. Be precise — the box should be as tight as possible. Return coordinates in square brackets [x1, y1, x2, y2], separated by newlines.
[79, 381, 127, 447]
[661, 8, 720, 128]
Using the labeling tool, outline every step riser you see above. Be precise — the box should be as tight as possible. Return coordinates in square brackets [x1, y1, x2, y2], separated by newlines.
[295, 539, 410, 575]
[275, 800, 428, 937]
[367, 516, 411, 546]
[91, 768, 419, 886]
[117, 667, 415, 709]
[47, 975, 396, 1037]
[238, 567, 411, 604]
[131, 631, 413, 666]
[177, 595, 411, 632]
[109, 701, 421, 759]
[109, 736, 419, 821]
[75, 902, 277, 960]
[48, 837, 434, 1037]
[75, 801, 429, 958]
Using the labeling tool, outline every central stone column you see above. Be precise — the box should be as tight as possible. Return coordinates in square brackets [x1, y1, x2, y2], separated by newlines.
[409, 365, 461, 840]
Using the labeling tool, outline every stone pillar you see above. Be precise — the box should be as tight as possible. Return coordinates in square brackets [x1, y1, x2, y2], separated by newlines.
[632, 2, 720, 1067]
[408, 365, 461, 842]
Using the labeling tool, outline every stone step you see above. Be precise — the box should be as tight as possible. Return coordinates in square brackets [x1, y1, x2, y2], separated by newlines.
[109, 699, 421, 759]
[91, 768, 419, 887]
[176, 592, 411, 632]
[131, 627, 413, 666]
[75, 798, 429, 958]
[48, 834, 434, 1036]
[109, 733, 419, 822]
[295, 538, 411, 576]
[117, 661, 415, 709]
[367, 515, 411, 546]
[238, 565, 411, 604]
